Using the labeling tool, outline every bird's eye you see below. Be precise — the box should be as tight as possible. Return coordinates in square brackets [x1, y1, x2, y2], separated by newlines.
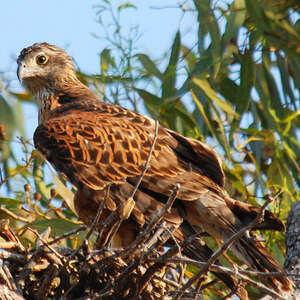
[36, 55, 48, 65]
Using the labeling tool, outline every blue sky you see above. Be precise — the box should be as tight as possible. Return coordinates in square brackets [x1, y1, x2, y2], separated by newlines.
[0, 1, 185, 79]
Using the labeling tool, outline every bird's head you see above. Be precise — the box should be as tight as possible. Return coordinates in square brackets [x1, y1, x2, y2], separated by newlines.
[17, 42, 77, 95]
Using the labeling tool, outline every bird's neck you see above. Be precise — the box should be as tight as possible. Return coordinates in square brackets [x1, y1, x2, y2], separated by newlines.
[34, 89, 62, 124]
[34, 90, 61, 124]
[32, 80, 97, 124]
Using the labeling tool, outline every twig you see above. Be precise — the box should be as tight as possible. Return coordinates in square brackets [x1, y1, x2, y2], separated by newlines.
[129, 120, 159, 199]
[36, 264, 59, 300]
[59, 185, 110, 298]
[98, 188, 180, 298]
[120, 183, 180, 259]
[66, 184, 110, 262]
[174, 190, 280, 299]
[0, 262, 18, 291]
[154, 275, 181, 288]
[134, 227, 183, 297]
[24, 185, 32, 212]
[179, 262, 186, 285]
[98, 225, 175, 297]
[0, 167, 3, 184]
[0, 159, 32, 188]
[0, 249, 25, 263]
[143, 224, 166, 252]
[48, 225, 87, 246]
[26, 228, 64, 265]
[101, 215, 123, 248]
[0, 219, 26, 252]
[0, 207, 30, 223]
[33, 203, 51, 220]
[51, 207, 82, 224]
[217, 279, 240, 300]
[88, 184, 110, 241]
[151, 257, 287, 300]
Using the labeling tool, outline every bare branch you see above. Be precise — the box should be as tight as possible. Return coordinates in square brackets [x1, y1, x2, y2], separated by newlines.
[121, 183, 180, 259]
[130, 120, 159, 199]
[152, 257, 287, 300]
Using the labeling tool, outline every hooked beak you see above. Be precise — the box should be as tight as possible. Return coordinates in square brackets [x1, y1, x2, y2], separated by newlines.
[17, 63, 25, 82]
[17, 62, 33, 83]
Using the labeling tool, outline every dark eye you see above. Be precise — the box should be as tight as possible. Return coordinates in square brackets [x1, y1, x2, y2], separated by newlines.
[36, 55, 48, 65]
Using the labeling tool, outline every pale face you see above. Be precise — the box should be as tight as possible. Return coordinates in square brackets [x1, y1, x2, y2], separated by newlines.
[17, 50, 49, 82]
[17, 43, 76, 95]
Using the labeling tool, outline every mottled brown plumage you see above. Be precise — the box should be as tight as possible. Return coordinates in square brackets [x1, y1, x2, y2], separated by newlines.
[17, 43, 292, 294]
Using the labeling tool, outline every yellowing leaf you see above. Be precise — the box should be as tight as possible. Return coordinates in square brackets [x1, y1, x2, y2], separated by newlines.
[237, 136, 263, 151]
[193, 78, 239, 117]
[53, 173, 77, 215]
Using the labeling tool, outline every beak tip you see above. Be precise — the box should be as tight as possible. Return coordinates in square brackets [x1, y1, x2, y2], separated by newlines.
[17, 65, 22, 82]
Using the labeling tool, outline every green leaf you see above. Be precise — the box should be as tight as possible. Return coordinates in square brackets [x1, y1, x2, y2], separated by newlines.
[0, 95, 16, 140]
[262, 59, 283, 115]
[135, 88, 161, 117]
[281, 140, 297, 161]
[13, 101, 26, 138]
[100, 48, 115, 74]
[135, 54, 162, 79]
[191, 91, 213, 134]
[223, 0, 246, 45]
[0, 197, 23, 208]
[265, 9, 300, 41]
[194, 0, 221, 78]
[288, 58, 300, 90]
[181, 45, 197, 71]
[161, 101, 198, 134]
[218, 77, 239, 105]
[254, 65, 279, 130]
[193, 78, 239, 117]
[190, 51, 213, 77]
[172, 105, 198, 129]
[276, 52, 296, 106]
[27, 218, 80, 236]
[162, 31, 181, 98]
[281, 110, 300, 136]
[32, 154, 51, 203]
[53, 173, 77, 215]
[238, 50, 255, 114]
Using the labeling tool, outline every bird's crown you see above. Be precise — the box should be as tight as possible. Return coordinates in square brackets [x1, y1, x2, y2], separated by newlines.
[17, 42, 69, 64]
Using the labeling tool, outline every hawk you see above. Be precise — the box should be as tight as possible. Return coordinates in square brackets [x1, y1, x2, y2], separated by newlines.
[17, 43, 291, 294]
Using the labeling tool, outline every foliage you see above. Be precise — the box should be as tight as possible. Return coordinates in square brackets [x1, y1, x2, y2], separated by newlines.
[0, 0, 299, 298]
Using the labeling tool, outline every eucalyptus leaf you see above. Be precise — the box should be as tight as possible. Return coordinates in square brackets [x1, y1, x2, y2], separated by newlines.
[27, 218, 80, 236]
[193, 78, 239, 117]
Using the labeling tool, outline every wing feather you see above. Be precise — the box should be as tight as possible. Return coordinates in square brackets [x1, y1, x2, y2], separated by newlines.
[34, 104, 225, 199]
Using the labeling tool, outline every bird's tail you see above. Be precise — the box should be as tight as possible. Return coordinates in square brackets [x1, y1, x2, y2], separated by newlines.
[184, 239, 249, 299]
[185, 195, 293, 294]
[176, 222, 249, 299]
[231, 234, 293, 292]
[224, 197, 293, 292]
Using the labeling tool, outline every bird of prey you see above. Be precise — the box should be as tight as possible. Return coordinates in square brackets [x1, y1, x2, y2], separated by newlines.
[17, 43, 291, 294]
